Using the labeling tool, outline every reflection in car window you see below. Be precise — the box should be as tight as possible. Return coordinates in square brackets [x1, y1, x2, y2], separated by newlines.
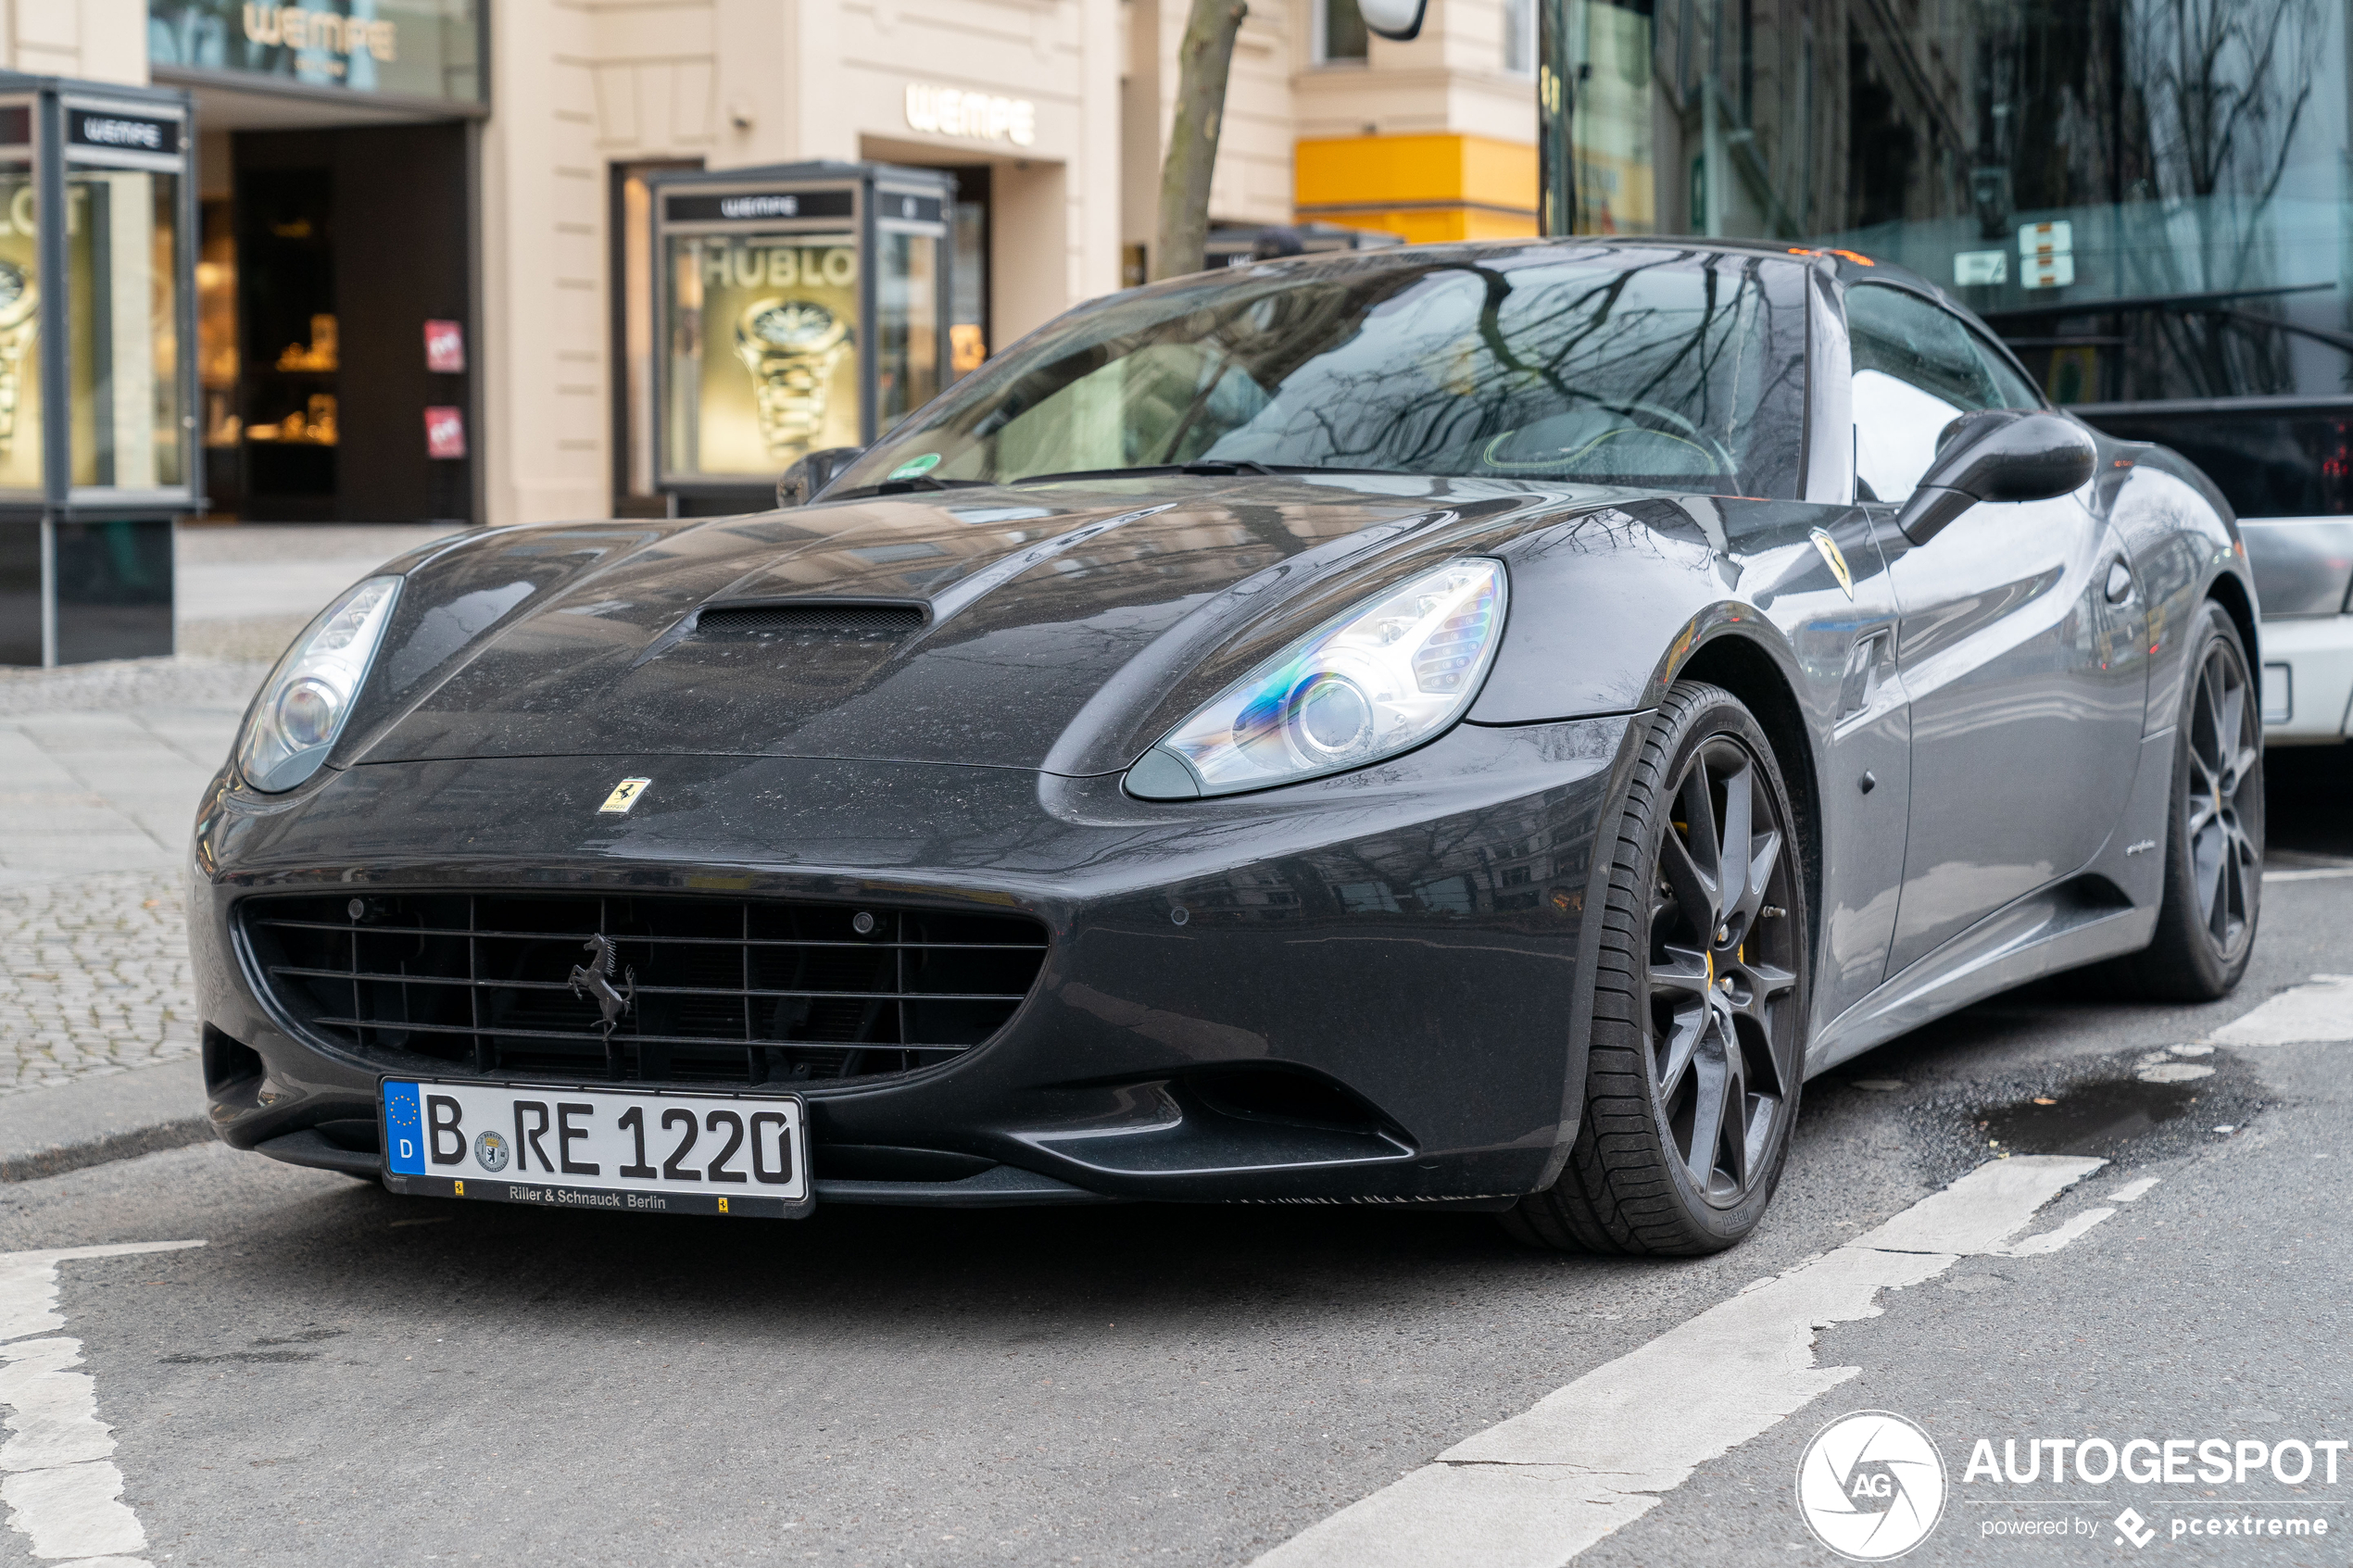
[836, 246, 1811, 497]
[1847, 283, 2040, 502]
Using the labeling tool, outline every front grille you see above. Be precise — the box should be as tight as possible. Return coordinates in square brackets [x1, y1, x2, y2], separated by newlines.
[696, 600, 925, 636]
[240, 892, 1048, 1085]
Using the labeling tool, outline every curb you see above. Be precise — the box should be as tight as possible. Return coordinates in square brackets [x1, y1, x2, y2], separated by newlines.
[0, 1119, 215, 1182]
[0, 1058, 212, 1184]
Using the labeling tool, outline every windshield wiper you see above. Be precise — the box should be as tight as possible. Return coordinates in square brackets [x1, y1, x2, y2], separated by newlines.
[831, 474, 995, 498]
[1010, 460, 1389, 485]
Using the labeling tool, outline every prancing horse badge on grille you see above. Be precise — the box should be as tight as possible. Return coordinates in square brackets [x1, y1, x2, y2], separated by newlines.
[568, 934, 635, 1039]
[598, 777, 651, 814]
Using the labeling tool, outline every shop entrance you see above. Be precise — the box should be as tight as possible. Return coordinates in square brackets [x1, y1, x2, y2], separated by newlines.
[198, 119, 474, 523]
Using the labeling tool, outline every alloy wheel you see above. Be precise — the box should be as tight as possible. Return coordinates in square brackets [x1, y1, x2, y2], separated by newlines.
[1646, 735, 1801, 1208]
[2184, 638, 2262, 960]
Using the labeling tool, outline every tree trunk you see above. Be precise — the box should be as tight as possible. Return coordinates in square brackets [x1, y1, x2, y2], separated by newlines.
[1153, 0, 1249, 281]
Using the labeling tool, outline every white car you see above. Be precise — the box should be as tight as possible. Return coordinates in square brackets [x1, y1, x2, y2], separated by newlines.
[2242, 518, 2353, 745]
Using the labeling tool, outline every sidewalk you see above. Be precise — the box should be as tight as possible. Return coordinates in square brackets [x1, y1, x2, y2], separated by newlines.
[177, 521, 455, 659]
[0, 522, 459, 1177]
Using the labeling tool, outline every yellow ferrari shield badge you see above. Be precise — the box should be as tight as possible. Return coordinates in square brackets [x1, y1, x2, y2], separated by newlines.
[598, 778, 652, 815]
[1808, 528, 1856, 600]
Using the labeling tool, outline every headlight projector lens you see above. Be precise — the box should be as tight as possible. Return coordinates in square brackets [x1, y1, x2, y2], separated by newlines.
[1292, 673, 1374, 758]
[276, 680, 342, 747]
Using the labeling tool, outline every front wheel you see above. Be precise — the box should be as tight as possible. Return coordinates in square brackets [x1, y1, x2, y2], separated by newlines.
[2110, 601, 2263, 1000]
[1503, 682, 1810, 1256]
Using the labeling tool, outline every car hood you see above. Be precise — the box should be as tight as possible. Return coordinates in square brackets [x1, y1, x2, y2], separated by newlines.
[346, 475, 1567, 776]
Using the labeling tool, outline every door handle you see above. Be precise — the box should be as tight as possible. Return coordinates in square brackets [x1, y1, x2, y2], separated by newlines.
[2103, 558, 2134, 604]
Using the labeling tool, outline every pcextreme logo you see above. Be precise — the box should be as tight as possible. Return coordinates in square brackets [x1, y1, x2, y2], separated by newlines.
[1797, 1411, 1948, 1561]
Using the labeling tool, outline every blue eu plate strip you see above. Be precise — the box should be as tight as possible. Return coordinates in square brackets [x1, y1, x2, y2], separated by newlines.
[383, 1082, 425, 1174]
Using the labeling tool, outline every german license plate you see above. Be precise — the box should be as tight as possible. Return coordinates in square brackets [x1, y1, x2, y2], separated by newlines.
[380, 1079, 811, 1218]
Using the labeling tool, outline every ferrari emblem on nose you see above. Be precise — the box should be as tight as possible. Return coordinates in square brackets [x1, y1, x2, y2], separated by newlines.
[569, 934, 636, 1039]
[598, 777, 652, 814]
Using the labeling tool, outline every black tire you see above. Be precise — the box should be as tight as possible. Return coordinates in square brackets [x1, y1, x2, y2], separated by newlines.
[1503, 682, 1810, 1255]
[2110, 601, 2263, 1000]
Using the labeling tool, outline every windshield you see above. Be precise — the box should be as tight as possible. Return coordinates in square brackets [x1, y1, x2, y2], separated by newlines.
[834, 244, 1812, 498]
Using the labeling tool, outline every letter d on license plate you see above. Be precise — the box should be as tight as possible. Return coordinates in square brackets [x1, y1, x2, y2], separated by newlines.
[380, 1079, 811, 1217]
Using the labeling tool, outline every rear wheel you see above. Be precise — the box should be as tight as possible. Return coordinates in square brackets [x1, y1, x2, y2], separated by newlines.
[2111, 602, 2262, 1000]
[1503, 682, 1809, 1255]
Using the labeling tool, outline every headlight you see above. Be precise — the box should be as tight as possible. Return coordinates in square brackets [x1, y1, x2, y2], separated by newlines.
[1126, 558, 1507, 799]
[237, 575, 402, 793]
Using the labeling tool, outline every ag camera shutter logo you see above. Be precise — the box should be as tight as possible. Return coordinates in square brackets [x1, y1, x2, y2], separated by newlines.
[1796, 1411, 1948, 1561]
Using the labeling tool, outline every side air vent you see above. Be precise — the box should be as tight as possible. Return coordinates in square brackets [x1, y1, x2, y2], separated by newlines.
[696, 599, 927, 636]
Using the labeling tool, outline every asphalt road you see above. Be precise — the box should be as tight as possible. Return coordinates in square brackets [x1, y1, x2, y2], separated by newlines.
[3, 753, 2349, 1568]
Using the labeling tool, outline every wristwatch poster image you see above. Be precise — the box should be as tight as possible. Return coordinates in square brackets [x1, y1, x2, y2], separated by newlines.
[0, 175, 39, 490]
[669, 232, 860, 475]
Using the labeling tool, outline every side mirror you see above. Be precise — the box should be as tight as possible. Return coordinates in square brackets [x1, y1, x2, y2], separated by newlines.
[1894, 409, 2097, 546]
[1357, 0, 1426, 40]
[776, 446, 865, 508]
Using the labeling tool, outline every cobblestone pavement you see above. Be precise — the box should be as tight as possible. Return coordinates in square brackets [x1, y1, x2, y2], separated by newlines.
[0, 665, 249, 1096]
[0, 656, 268, 716]
[0, 525, 449, 1107]
[0, 868, 197, 1095]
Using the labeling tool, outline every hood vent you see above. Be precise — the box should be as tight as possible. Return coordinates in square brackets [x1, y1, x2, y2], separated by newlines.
[696, 598, 927, 637]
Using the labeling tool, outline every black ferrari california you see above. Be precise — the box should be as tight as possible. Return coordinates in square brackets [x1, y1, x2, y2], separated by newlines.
[191, 239, 2262, 1253]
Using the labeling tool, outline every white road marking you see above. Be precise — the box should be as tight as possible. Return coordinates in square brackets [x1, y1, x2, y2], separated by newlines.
[2208, 974, 2353, 1046]
[2263, 866, 2353, 883]
[1995, 1207, 2116, 1256]
[0, 1243, 204, 1565]
[1251, 1157, 2103, 1568]
[2108, 1176, 2161, 1202]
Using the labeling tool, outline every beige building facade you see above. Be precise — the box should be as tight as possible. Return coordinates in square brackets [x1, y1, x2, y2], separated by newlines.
[21, 0, 1543, 530]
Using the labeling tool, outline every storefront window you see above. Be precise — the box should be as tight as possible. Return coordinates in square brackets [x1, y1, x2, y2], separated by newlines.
[1568, 0, 2353, 409]
[1320, 0, 1368, 63]
[877, 230, 939, 429]
[611, 160, 699, 508]
[666, 232, 862, 476]
[69, 169, 185, 490]
[0, 165, 40, 494]
[195, 199, 236, 453]
[950, 169, 989, 381]
[1504, 0, 1536, 74]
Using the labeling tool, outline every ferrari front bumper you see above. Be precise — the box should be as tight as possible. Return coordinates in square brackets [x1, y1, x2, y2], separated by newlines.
[188, 715, 1634, 1208]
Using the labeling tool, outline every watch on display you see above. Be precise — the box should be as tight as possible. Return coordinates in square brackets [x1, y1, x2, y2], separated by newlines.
[0, 261, 36, 454]
[735, 297, 853, 457]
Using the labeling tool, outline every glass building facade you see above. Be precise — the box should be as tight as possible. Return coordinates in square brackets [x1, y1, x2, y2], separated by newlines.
[1563, 0, 2353, 517]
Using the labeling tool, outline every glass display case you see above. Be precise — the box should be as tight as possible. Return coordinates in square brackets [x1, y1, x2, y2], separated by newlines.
[0, 75, 199, 667]
[648, 162, 954, 510]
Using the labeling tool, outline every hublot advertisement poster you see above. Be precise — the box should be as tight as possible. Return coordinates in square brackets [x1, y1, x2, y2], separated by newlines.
[0, 177, 147, 495]
[666, 232, 862, 476]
